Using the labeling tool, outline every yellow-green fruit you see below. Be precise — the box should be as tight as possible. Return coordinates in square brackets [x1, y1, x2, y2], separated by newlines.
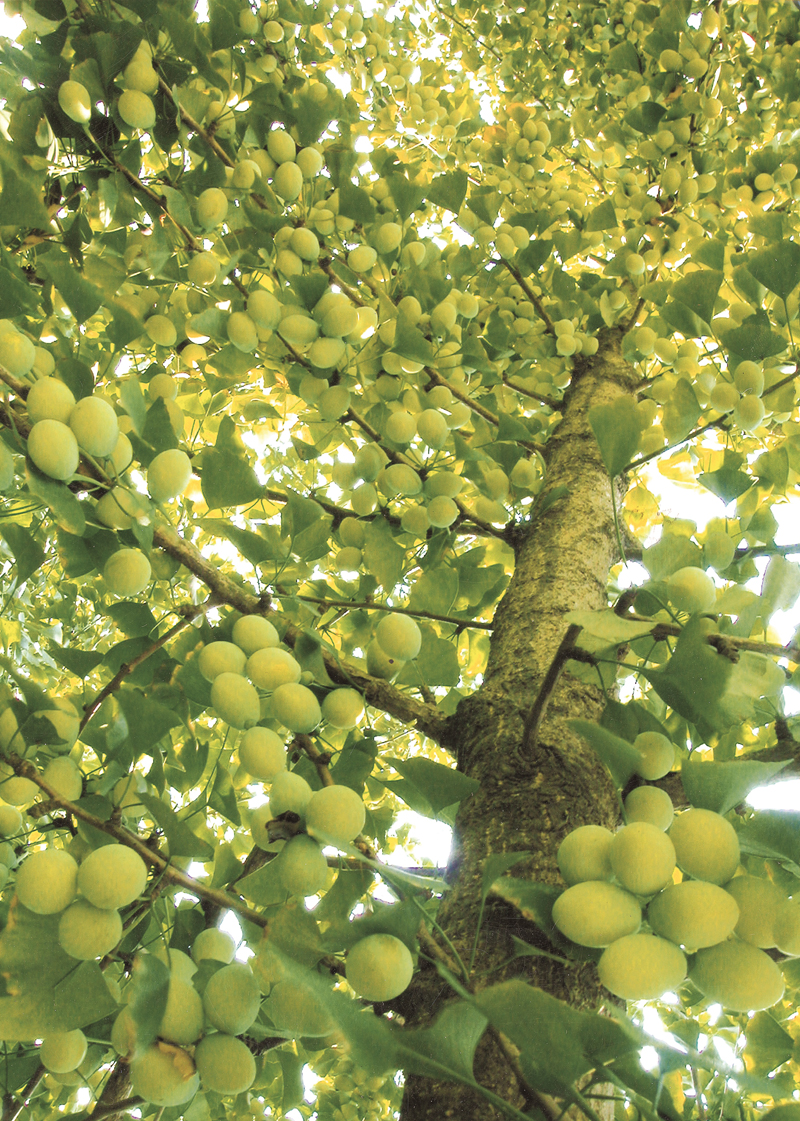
[267, 128, 296, 163]
[774, 901, 800, 956]
[249, 802, 273, 850]
[734, 395, 766, 432]
[317, 385, 350, 420]
[321, 688, 364, 729]
[308, 337, 346, 369]
[416, 409, 449, 449]
[690, 941, 785, 1012]
[191, 927, 235, 964]
[556, 825, 614, 884]
[111, 1006, 141, 1061]
[145, 315, 177, 347]
[58, 899, 123, 960]
[69, 396, 119, 458]
[365, 639, 404, 680]
[248, 290, 282, 331]
[227, 311, 258, 352]
[270, 683, 321, 733]
[267, 980, 333, 1035]
[104, 549, 151, 597]
[273, 161, 303, 200]
[665, 566, 716, 614]
[42, 700, 80, 750]
[648, 881, 739, 950]
[78, 844, 148, 908]
[610, 822, 676, 896]
[348, 245, 378, 271]
[16, 849, 78, 914]
[40, 1030, 87, 1074]
[239, 726, 286, 780]
[188, 251, 220, 287]
[633, 732, 675, 781]
[211, 672, 261, 729]
[427, 495, 459, 527]
[295, 146, 323, 177]
[130, 1044, 199, 1106]
[58, 80, 92, 123]
[277, 834, 328, 896]
[43, 757, 82, 801]
[668, 808, 740, 884]
[198, 641, 247, 682]
[0, 805, 22, 836]
[624, 786, 674, 831]
[203, 963, 260, 1035]
[194, 1033, 256, 1095]
[0, 329, 35, 377]
[95, 487, 141, 530]
[147, 449, 191, 503]
[232, 615, 278, 655]
[290, 227, 320, 261]
[111, 432, 134, 473]
[0, 772, 37, 806]
[383, 463, 422, 496]
[305, 784, 366, 848]
[123, 56, 158, 94]
[346, 934, 414, 1001]
[27, 420, 79, 481]
[197, 188, 228, 229]
[733, 361, 764, 396]
[268, 770, 313, 818]
[26, 378, 76, 425]
[159, 977, 204, 1045]
[724, 875, 785, 947]
[598, 933, 687, 1000]
[375, 615, 421, 660]
[374, 223, 403, 254]
[118, 90, 156, 129]
[551, 881, 641, 947]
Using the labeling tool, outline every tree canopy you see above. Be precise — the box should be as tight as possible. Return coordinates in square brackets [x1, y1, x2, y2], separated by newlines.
[1, 0, 800, 1118]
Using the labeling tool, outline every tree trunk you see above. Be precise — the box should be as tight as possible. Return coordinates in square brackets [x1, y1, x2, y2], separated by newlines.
[400, 332, 639, 1120]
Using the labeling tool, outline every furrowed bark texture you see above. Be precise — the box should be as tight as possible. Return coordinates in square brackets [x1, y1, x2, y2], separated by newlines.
[400, 333, 640, 1120]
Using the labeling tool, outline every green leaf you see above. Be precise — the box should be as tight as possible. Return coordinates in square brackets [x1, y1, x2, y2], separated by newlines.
[607, 41, 641, 72]
[669, 270, 723, 327]
[481, 852, 530, 905]
[339, 182, 374, 222]
[745, 241, 800, 302]
[0, 525, 44, 585]
[588, 397, 643, 477]
[624, 101, 666, 134]
[721, 315, 788, 362]
[201, 449, 263, 509]
[742, 1012, 794, 1077]
[0, 263, 40, 318]
[585, 199, 618, 232]
[119, 375, 147, 434]
[0, 155, 50, 228]
[397, 627, 460, 690]
[642, 532, 701, 580]
[200, 519, 281, 566]
[640, 617, 735, 737]
[115, 688, 182, 756]
[393, 317, 434, 364]
[681, 759, 790, 815]
[142, 397, 180, 453]
[279, 1050, 306, 1112]
[397, 1000, 489, 1084]
[569, 719, 643, 787]
[698, 465, 754, 503]
[565, 609, 655, 645]
[427, 170, 468, 214]
[738, 811, 800, 865]
[48, 642, 103, 678]
[607, 1055, 683, 1121]
[209, 764, 240, 825]
[386, 756, 479, 817]
[138, 793, 213, 859]
[25, 463, 85, 536]
[43, 259, 104, 325]
[362, 519, 405, 590]
[387, 174, 427, 221]
[125, 952, 170, 1055]
[409, 567, 459, 615]
[662, 377, 702, 444]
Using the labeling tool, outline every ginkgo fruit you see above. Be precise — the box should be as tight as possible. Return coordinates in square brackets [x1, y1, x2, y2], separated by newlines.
[268, 771, 313, 818]
[158, 977, 204, 1045]
[16, 849, 78, 914]
[130, 1044, 200, 1106]
[78, 844, 148, 908]
[145, 315, 177, 347]
[211, 672, 261, 729]
[58, 80, 92, 123]
[147, 449, 191, 503]
[668, 808, 740, 885]
[346, 934, 414, 1001]
[118, 89, 156, 129]
[198, 641, 247, 682]
[690, 940, 785, 1012]
[58, 899, 123, 960]
[320, 688, 364, 729]
[774, 901, 800, 956]
[598, 933, 687, 1000]
[232, 615, 279, 655]
[270, 683, 322, 733]
[276, 834, 328, 896]
[624, 786, 674, 831]
[246, 648, 301, 689]
[191, 927, 236, 964]
[273, 161, 303, 200]
[556, 825, 614, 884]
[104, 550, 152, 597]
[647, 881, 740, 950]
[187, 251, 220, 287]
[43, 758, 82, 801]
[27, 420, 79, 481]
[239, 726, 286, 780]
[724, 875, 785, 948]
[305, 785, 366, 848]
[197, 188, 228, 229]
[609, 822, 676, 896]
[632, 733, 675, 781]
[26, 377, 76, 425]
[375, 615, 422, 660]
[267, 979, 334, 1035]
[69, 396, 119, 457]
[551, 881, 641, 947]
[203, 962, 261, 1034]
[0, 805, 22, 836]
[40, 1030, 88, 1074]
[194, 1033, 256, 1095]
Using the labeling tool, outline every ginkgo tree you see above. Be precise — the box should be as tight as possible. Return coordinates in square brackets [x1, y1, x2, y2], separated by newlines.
[2, 0, 800, 1118]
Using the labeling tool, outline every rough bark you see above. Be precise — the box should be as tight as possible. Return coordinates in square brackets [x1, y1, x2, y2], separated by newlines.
[399, 333, 640, 1120]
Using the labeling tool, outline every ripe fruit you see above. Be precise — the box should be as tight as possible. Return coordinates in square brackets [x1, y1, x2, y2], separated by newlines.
[69, 396, 119, 458]
[16, 849, 78, 914]
[27, 420, 79, 481]
[774, 901, 800, 955]
[130, 1044, 200, 1106]
[276, 834, 328, 895]
[624, 786, 674, 831]
[198, 641, 247, 682]
[375, 615, 421, 660]
[556, 825, 614, 884]
[268, 771, 313, 818]
[247, 648, 301, 690]
[192, 927, 235, 964]
[724, 875, 785, 947]
[664, 567, 716, 614]
[270, 683, 322, 733]
[147, 449, 191, 503]
[158, 977, 204, 1045]
[203, 962, 261, 1034]
[346, 934, 414, 1001]
[551, 881, 641, 947]
[197, 188, 228, 229]
[40, 1030, 87, 1074]
[78, 844, 148, 908]
[194, 1033, 256, 1095]
[104, 550, 152, 597]
[648, 881, 740, 950]
[26, 378, 75, 425]
[58, 899, 123, 960]
[267, 979, 334, 1035]
[239, 726, 286, 780]
[305, 784, 366, 848]
[210, 672, 261, 729]
[58, 80, 92, 123]
[321, 688, 364, 729]
[609, 823, 676, 896]
[669, 808, 740, 884]
[633, 732, 675, 780]
[598, 933, 687, 1000]
[690, 941, 785, 1011]
[119, 90, 156, 129]
[232, 615, 278, 655]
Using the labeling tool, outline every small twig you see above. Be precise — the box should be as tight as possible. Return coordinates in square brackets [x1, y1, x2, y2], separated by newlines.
[500, 261, 555, 335]
[294, 733, 334, 786]
[279, 593, 493, 630]
[517, 624, 583, 759]
[88, 1097, 143, 1121]
[1, 1065, 45, 1121]
[319, 259, 368, 307]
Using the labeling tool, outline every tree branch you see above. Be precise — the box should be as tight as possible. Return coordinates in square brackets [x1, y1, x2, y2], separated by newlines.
[517, 624, 583, 760]
[1, 1066, 45, 1121]
[280, 593, 493, 630]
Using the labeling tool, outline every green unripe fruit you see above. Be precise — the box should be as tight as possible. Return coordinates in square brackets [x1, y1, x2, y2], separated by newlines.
[384, 462, 423, 494]
[16, 849, 78, 914]
[296, 147, 324, 177]
[197, 188, 228, 229]
[227, 311, 258, 352]
[145, 315, 177, 347]
[267, 979, 333, 1035]
[277, 834, 328, 895]
[192, 927, 235, 964]
[267, 129, 296, 164]
[123, 55, 158, 94]
[348, 245, 378, 271]
[424, 471, 463, 498]
[78, 844, 148, 908]
[320, 303, 359, 339]
[26, 378, 75, 425]
[734, 394, 766, 432]
[203, 963, 260, 1034]
[232, 615, 278, 655]
[321, 688, 364, 729]
[27, 420, 79, 481]
[690, 941, 785, 1012]
[111, 432, 134, 473]
[279, 314, 318, 347]
[353, 446, 383, 483]
[247, 648, 301, 690]
[556, 825, 614, 884]
[317, 385, 350, 420]
[198, 641, 247, 682]
[374, 223, 403, 254]
[375, 614, 421, 660]
[385, 411, 417, 443]
[305, 784, 366, 848]
[104, 549, 151, 597]
[0, 805, 22, 836]
[270, 682, 322, 733]
[0, 329, 34, 377]
[724, 874, 785, 947]
[733, 361, 764, 396]
[58, 899, 123, 960]
[158, 977, 204, 1045]
[43, 757, 82, 801]
[152, 946, 197, 983]
[211, 672, 261, 729]
[195, 1033, 256, 1095]
[248, 290, 282, 331]
[664, 567, 716, 614]
[188, 252, 220, 287]
[250, 802, 273, 849]
[336, 546, 362, 572]
[598, 934, 686, 1000]
[704, 531, 736, 572]
[239, 726, 286, 781]
[268, 770, 313, 818]
[130, 1044, 200, 1106]
[648, 881, 739, 950]
[340, 517, 366, 546]
[273, 161, 303, 200]
[58, 80, 92, 123]
[289, 226, 320, 261]
[232, 159, 259, 188]
[147, 449, 191, 503]
[774, 901, 800, 956]
[417, 409, 449, 449]
[346, 934, 414, 1001]
[710, 382, 740, 412]
[659, 48, 683, 71]
[609, 822, 676, 896]
[118, 90, 156, 129]
[626, 253, 645, 276]
[427, 495, 459, 528]
[669, 808, 740, 885]
[366, 639, 404, 679]
[551, 881, 641, 947]
[308, 338, 346, 369]
[351, 483, 377, 516]
[69, 396, 119, 458]
[95, 487, 144, 530]
[624, 786, 674, 831]
[633, 732, 675, 781]
[41, 1030, 87, 1073]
